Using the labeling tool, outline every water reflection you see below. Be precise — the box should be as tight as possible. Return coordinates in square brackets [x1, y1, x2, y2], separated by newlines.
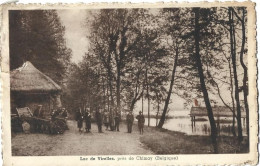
[141, 110, 246, 136]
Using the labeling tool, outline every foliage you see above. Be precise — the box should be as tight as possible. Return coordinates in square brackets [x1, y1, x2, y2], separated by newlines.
[9, 10, 72, 84]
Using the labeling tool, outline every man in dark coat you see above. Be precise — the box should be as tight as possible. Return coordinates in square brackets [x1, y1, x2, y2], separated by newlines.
[84, 110, 91, 132]
[136, 111, 145, 134]
[75, 108, 83, 132]
[95, 109, 103, 133]
[126, 111, 134, 133]
[114, 112, 120, 132]
[61, 108, 68, 118]
[103, 111, 110, 130]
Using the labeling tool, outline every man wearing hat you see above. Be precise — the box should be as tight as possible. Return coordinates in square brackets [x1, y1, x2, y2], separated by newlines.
[114, 112, 120, 132]
[136, 111, 145, 134]
[126, 111, 134, 133]
[95, 109, 103, 133]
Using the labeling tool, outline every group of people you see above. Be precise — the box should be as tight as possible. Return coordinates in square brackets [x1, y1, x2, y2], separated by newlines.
[97, 110, 120, 132]
[86, 109, 121, 133]
[51, 107, 68, 121]
[75, 109, 92, 132]
[75, 108, 145, 134]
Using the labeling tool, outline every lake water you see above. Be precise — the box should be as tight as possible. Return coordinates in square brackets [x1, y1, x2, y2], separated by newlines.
[140, 110, 247, 136]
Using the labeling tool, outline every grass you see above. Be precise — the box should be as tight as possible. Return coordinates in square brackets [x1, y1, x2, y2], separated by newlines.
[140, 126, 249, 154]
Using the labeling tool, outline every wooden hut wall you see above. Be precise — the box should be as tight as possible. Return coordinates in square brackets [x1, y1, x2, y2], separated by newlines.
[11, 92, 51, 116]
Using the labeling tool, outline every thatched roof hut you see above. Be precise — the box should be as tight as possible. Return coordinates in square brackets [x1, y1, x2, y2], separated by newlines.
[10, 61, 62, 116]
[11, 61, 61, 92]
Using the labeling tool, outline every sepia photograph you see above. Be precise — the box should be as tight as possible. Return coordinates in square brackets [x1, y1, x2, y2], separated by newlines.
[1, 2, 258, 165]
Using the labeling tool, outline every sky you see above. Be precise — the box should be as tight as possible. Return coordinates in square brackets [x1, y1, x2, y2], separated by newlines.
[57, 10, 89, 63]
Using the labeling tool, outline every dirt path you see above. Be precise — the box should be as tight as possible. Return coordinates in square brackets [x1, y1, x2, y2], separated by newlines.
[12, 120, 153, 156]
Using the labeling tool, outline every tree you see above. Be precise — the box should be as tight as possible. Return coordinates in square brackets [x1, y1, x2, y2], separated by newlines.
[134, 24, 169, 127]
[9, 10, 72, 84]
[87, 9, 144, 116]
[157, 8, 185, 128]
[86, 9, 169, 120]
[157, 45, 178, 128]
[205, 7, 237, 137]
[204, 7, 248, 139]
[169, 8, 222, 153]
[63, 54, 106, 114]
[232, 7, 249, 144]
[193, 8, 218, 153]
[228, 7, 243, 142]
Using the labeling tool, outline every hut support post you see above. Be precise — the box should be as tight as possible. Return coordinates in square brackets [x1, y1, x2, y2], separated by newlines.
[217, 116, 220, 136]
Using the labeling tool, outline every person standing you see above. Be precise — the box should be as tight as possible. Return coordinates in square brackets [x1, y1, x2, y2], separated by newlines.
[61, 108, 69, 130]
[126, 111, 134, 133]
[75, 108, 83, 132]
[103, 111, 110, 130]
[136, 111, 145, 134]
[61, 108, 68, 120]
[95, 109, 103, 133]
[114, 112, 120, 132]
[51, 109, 59, 121]
[84, 111, 91, 132]
[33, 105, 42, 117]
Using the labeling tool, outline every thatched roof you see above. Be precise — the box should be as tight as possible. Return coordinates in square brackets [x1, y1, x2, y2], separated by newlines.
[11, 61, 61, 92]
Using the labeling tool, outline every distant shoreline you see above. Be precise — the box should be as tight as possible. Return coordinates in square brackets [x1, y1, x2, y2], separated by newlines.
[142, 114, 174, 119]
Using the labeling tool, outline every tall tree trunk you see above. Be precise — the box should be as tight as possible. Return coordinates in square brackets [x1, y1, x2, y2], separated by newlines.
[130, 73, 142, 112]
[130, 99, 136, 112]
[142, 88, 144, 114]
[229, 7, 243, 143]
[106, 82, 110, 113]
[156, 100, 160, 127]
[130, 94, 142, 113]
[227, 55, 237, 137]
[238, 8, 249, 144]
[228, 61, 236, 137]
[158, 45, 179, 128]
[145, 68, 150, 127]
[194, 8, 218, 153]
[116, 65, 121, 116]
[107, 69, 114, 119]
[96, 69, 101, 111]
[148, 95, 150, 126]
[102, 76, 106, 111]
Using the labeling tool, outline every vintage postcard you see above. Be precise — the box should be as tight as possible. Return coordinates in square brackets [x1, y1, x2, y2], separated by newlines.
[1, 2, 258, 166]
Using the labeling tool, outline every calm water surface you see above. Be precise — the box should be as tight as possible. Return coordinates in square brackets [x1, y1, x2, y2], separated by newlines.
[140, 110, 246, 136]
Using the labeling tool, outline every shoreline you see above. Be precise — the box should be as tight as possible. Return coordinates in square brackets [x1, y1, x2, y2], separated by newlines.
[139, 124, 249, 154]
